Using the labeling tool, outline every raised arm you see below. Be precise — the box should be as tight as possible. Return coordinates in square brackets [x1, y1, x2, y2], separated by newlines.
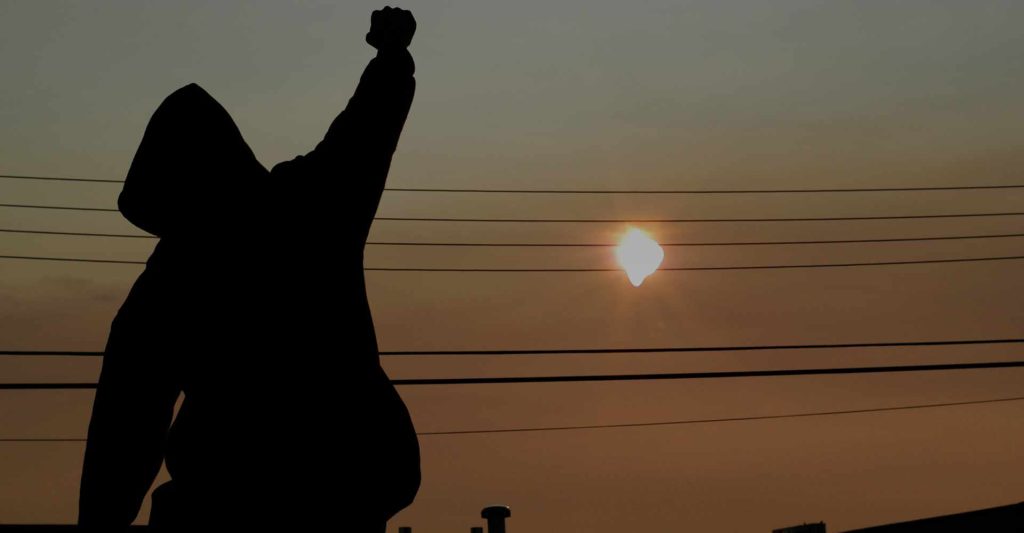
[271, 7, 417, 242]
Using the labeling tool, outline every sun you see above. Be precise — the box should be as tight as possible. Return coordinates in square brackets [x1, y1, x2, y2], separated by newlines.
[615, 227, 664, 287]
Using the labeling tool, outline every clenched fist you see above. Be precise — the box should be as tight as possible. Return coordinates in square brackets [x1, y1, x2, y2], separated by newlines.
[366, 7, 416, 51]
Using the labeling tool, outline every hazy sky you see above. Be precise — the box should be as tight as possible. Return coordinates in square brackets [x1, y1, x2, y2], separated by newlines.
[1, 1, 1023, 531]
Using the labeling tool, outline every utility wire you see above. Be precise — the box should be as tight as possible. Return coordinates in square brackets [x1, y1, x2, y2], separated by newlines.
[3, 360, 1022, 389]
[4, 395, 1022, 441]
[5, 338, 1021, 358]
[4, 173, 1024, 193]
[0, 203, 117, 212]
[0, 255, 144, 265]
[384, 185, 1024, 194]
[0, 173, 124, 184]
[4, 227, 1024, 247]
[367, 256, 1024, 271]
[2, 254, 1024, 270]
[361, 256, 1024, 271]
[0, 228, 155, 239]
[417, 395, 1024, 435]
[4, 202, 1024, 222]
[3, 254, 1024, 270]
[344, 338, 1024, 356]
[373, 213, 1024, 223]
[394, 360, 1024, 385]
[367, 233, 1024, 247]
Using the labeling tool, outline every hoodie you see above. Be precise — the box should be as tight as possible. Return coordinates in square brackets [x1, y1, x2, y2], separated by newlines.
[80, 49, 418, 530]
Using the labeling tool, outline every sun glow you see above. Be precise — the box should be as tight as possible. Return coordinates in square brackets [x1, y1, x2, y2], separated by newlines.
[615, 227, 664, 287]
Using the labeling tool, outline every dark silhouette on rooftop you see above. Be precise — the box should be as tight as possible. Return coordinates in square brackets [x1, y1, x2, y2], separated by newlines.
[78, 7, 419, 532]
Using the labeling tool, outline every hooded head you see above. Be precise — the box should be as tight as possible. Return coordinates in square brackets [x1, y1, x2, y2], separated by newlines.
[119, 83, 268, 238]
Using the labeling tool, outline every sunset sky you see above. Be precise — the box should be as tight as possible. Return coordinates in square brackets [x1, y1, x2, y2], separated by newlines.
[1, 1, 1023, 531]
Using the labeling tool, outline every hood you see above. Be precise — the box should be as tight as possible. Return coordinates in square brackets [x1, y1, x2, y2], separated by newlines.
[119, 83, 268, 237]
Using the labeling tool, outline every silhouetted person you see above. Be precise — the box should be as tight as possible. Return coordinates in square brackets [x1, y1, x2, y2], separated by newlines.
[79, 7, 419, 532]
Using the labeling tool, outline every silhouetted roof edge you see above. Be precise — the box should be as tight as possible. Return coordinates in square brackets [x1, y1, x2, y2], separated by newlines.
[843, 501, 1024, 532]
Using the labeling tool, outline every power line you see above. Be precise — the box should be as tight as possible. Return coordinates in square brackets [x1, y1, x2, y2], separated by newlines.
[365, 256, 1024, 271]
[394, 360, 1024, 385]
[4, 395, 1022, 441]
[4, 202, 1024, 222]
[3, 254, 1023, 270]
[6, 338, 1021, 358]
[366, 233, 1024, 247]
[373, 213, 1024, 223]
[417, 395, 1024, 435]
[0, 173, 124, 184]
[0, 228, 154, 239]
[3, 254, 1024, 270]
[0, 255, 145, 265]
[384, 185, 1024, 194]
[351, 338, 1024, 356]
[1, 351, 102, 356]
[0, 438, 84, 442]
[4, 173, 1024, 193]
[0, 203, 118, 212]
[4, 227, 1024, 246]
[0, 526, 148, 532]
[3, 360, 1022, 389]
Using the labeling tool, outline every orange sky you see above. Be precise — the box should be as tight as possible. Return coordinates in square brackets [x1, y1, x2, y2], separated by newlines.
[1, 1, 1023, 531]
